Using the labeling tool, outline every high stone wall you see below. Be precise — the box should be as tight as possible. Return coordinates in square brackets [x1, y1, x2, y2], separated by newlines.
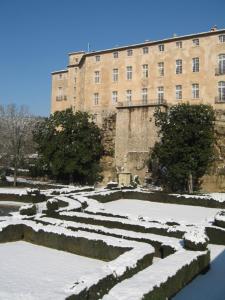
[100, 112, 117, 184]
[115, 105, 162, 182]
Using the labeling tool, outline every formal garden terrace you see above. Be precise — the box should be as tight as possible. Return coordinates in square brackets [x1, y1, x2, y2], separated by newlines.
[1, 186, 225, 299]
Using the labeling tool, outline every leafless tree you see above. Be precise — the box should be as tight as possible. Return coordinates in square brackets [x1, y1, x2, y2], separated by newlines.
[0, 104, 36, 186]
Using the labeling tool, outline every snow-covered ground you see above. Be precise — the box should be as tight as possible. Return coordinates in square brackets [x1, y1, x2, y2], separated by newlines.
[0, 187, 28, 195]
[103, 199, 220, 224]
[173, 244, 225, 300]
[0, 241, 106, 300]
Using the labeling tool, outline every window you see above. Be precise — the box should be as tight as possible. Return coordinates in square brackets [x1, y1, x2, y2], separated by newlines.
[176, 41, 182, 48]
[74, 77, 76, 83]
[218, 81, 225, 102]
[127, 49, 133, 56]
[59, 74, 62, 79]
[192, 57, 199, 72]
[75, 58, 79, 62]
[94, 93, 99, 105]
[142, 64, 148, 78]
[56, 87, 63, 101]
[219, 54, 225, 74]
[142, 88, 148, 103]
[143, 47, 149, 54]
[112, 91, 118, 104]
[112, 68, 119, 82]
[175, 85, 182, 100]
[57, 86, 62, 95]
[219, 35, 225, 43]
[193, 38, 199, 46]
[95, 55, 100, 62]
[158, 86, 164, 103]
[126, 66, 132, 80]
[159, 44, 164, 52]
[94, 71, 100, 83]
[74, 67, 78, 73]
[176, 59, 182, 74]
[126, 90, 132, 102]
[158, 62, 164, 76]
[113, 52, 118, 58]
[192, 83, 199, 99]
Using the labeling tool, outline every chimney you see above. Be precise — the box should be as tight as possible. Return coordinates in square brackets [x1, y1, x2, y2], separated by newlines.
[211, 25, 218, 31]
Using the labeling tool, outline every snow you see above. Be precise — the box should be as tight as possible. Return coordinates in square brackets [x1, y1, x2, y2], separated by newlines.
[102, 250, 206, 300]
[0, 187, 28, 195]
[0, 241, 106, 300]
[172, 192, 225, 203]
[103, 199, 220, 225]
[36, 216, 183, 251]
[173, 245, 225, 300]
[0, 201, 26, 206]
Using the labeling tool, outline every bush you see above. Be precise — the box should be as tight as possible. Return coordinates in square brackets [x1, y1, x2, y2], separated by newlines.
[19, 204, 37, 216]
[46, 199, 59, 212]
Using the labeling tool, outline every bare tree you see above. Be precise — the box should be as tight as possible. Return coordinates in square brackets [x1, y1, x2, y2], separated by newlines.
[0, 104, 35, 186]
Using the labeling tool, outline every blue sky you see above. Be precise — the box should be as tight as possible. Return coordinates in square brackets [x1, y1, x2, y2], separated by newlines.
[0, 0, 224, 116]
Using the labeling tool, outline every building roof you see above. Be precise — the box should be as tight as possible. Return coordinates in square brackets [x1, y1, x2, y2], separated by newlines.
[69, 28, 225, 57]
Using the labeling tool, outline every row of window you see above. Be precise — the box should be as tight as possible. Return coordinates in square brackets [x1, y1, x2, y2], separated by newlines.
[92, 83, 211, 105]
[94, 35, 225, 62]
[57, 81, 225, 103]
[94, 82, 225, 104]
[93, 54, 225, 83]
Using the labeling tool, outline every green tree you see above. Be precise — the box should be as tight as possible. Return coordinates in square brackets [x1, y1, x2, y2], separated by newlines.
[149, 103, 215, 192]
[33, 109, 103, 184]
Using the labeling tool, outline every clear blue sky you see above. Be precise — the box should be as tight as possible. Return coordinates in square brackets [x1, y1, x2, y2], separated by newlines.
[0, 0, 224, 116]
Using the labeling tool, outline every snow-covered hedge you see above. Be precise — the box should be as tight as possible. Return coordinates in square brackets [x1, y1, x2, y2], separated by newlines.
[102, 249, 210, 300]
[183, 228, 209, 251]
[46, 199, 59, 212]
[19, 204, 37, 216]
[214, 210, 225, 228]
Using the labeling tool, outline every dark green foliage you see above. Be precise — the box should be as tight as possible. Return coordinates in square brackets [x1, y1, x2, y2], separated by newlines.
[33, 109, 103, 184]
[149, 103, 215, 192]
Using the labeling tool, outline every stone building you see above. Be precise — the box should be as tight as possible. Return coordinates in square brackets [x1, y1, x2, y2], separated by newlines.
[51, 27, 225, 187]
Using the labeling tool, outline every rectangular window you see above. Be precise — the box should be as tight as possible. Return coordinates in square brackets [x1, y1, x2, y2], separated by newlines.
[159, 44, 164, 52]
[176, 59, 182, 74]
[175, 85, 182, 100]
[192, 57, 199, 72]
[142, 88, 148, 103]
[113, 51, 118, 58]
[193, 38, 199, 46]
[95, 55, 100, 62]
[192, 83, 199, 99]
[112, 91, 118, 104]
[112, 68, 118, 82]
[176, 41, 182, 48]
[142, 64, 148, 78]
[56, 87, 63, 101]
[94, 93, 99, 105]
[143, 47, 149, 54]
[58, 74, 63, 79]
[158, 86, 164, 103]
[158, 62, 164, 76]
[127, 49, 133, 56]
[94, 71, 100, 83]
[219, 35, 225, 43]
[126, 66, 132, 80]
[126, 90, 132, 102]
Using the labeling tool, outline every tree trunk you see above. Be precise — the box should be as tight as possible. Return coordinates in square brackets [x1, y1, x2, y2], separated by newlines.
[187, 173, 193, 194]
[13, 164, 17, 187]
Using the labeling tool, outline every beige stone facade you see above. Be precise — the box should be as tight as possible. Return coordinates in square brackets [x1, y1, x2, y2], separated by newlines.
[51, 28, 225, 185]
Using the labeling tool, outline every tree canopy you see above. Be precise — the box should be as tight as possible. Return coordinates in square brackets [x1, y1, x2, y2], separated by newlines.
[33, 109, 103, 184]
[149, 103, 215, 192]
